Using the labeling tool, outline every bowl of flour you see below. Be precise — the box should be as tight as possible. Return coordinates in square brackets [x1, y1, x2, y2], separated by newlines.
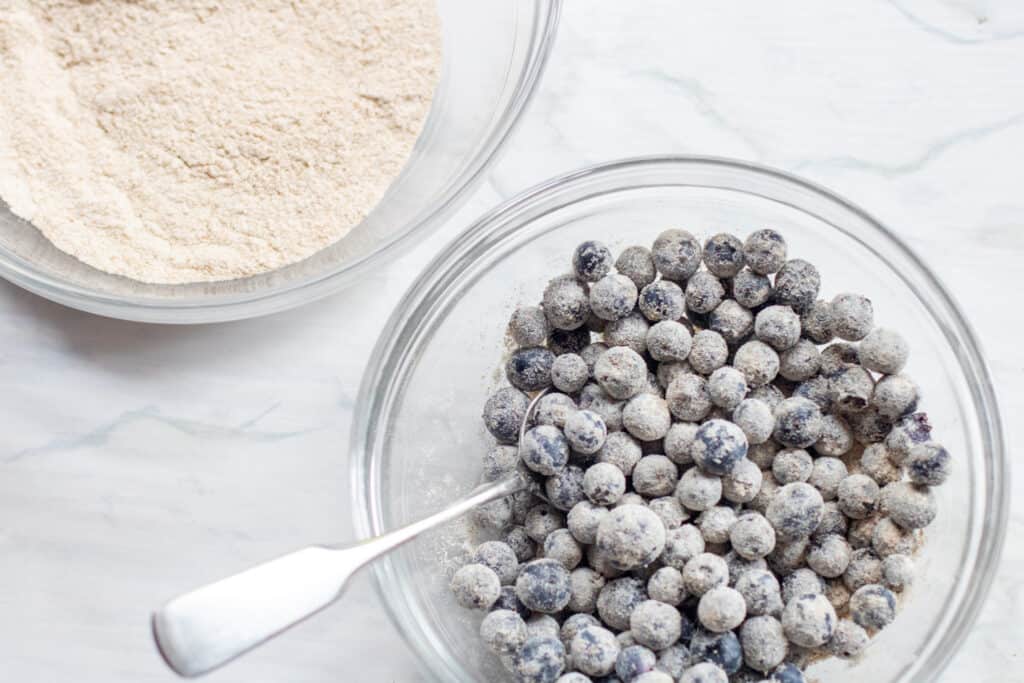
[0, 0, 560, 322]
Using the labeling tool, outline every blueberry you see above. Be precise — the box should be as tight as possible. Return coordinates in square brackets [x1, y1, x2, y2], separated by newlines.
[516, 559, 573, 613]
[732, 269, 772, 309]
[450, 564, 501, 609]
[886, 412, 933, 456]
[743, 230, 787, 275]
[616, 245, 658, 289]
[792, 375, 831, 413]
[474, 541, 519, 584]
[831, 293, 873, 342]
[703, 233, 745, 278]
[544, 275, 591, 331]
[480, 609, 528, 655]
[678, 608, 696, 643]
[639, 280, 686, 322]
[522, 425, 570, 476]
[709, 300, 754, 346]
[482, 387, 529, 443]
[848, 407, 894, 446]
[772, 259, 820, 312]
[906, 442, 951, 486]
[574, 240, 615, 282]
[772, 397, 823, 449]
[656, 643, 691, 679]
[688, 628, 743, 674]
[616, 645, 657, 680]
[545, 465, 587, 512]
[685, 272, 726, 315]
[766, 483, 824, 541]
[569, 409, 606, 456]
[830, 366, 875, 414]
[652, 229, 703, 281]
[513, 635, 566, 683]
[597, 577, 648, 631]
[849, 583, 897, 631]
[691, 419, 749, 476]
[507, 347, 556, 391]
[549, 327, 593, 355]
[679, 663, 728, 683]
[591, 273, 640, 321]
[781, 593, 836, 647]
[570, 625, 620, 677]
[492, 585, 531, 619]
[770, 663, 805, 683]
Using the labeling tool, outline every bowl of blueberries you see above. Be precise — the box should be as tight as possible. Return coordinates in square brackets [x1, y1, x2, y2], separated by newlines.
[350, 156, 1007, 682]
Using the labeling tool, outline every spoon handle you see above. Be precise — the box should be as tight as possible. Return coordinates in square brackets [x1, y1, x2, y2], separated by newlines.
[152, 475, 523, 678]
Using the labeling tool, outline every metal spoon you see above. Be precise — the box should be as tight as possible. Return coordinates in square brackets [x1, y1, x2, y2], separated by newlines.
[151, 388, 549, 678]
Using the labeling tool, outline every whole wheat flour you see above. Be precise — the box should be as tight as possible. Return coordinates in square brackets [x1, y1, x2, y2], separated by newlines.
[0, 0, 440, 284]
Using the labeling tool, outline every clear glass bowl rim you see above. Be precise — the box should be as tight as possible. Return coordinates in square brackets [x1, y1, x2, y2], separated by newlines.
[351, 155, 1009, 682]
[0, 1, 562, 324]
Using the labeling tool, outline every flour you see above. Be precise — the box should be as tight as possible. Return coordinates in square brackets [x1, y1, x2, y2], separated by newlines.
[0, 0, 440, 284]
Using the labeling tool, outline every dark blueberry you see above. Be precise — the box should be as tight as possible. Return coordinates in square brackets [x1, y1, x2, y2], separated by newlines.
[513, 635, 566, 682]
[679, 610, 696, 643]
[768, 482, 825, 541]
[482, 387, 529, 443]
[522, 425, 570, 476]
[639, 280, 686, 322]
[819, 342, 860, 377]
[907, 443, 951, 486]
[773, 398, 823, 449]
[703, 233, 746, 278]
[506, 347, 556, 392]
[615, 645, 657, 680]
[685, 272, 725, 315]
[616, 245, 658, 290]
[792, 376, 832, 413]
[709, 300, 754, 347]
[731, 269, 773, 309]
[770, 663, 805, 683]
[679, 595, 700, 619]
[518, 463, 549, 498]
[743, 229, 787, 275]
[688, 628, 743, 674]
[772, 259, 820, 312]
[544, 275, 591, 331]
[830, 366, 874, 413]
[652, 229, 703, 281]
[548, 327, 592, 355]
[848, 407, 894, 445]
[545, 465, 587, 511]
[892, 412, 932, 445]
[693, 419, 749, 476]
[687, 310, 711, 331]
[516, 559, 572, 614]
[492, 585, 531, 619]
[747, 383, 784, 409]
[574, 240, 615, 282]
[850, 584, 897, 630]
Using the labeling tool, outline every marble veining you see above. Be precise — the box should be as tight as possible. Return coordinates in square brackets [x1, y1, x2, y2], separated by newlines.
[0, 1, 1021, 681]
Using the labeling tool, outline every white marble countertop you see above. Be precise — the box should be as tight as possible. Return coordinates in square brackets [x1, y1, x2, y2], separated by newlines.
[1, 1, 1021, 681]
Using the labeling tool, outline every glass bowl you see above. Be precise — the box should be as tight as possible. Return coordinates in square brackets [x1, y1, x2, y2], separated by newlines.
[0, 0, 560, 324]
[351, 156, 1007, 682]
